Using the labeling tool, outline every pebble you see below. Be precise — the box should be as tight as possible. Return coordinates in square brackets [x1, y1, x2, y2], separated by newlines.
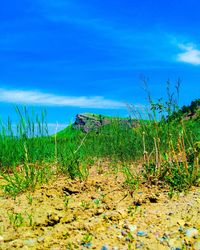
[159, 236, 168, 242]
[136, 242, 144, 248]
[23, 239, 37, 246]
[193, 241, 200, 250]
[85, 242, 92, 248]
[137, 231, 148, 237]
[178, 226, 184, 232]
[0, 236, 4, 242]
[169, 238, 182, 249]
[185, 228, 199, 238]
[154, 232, 160, 238]
[121, 230, 127, 236]
[128, 224, 137, 232]
[101, 246, 108, 250]
[37, 236, 45, 242]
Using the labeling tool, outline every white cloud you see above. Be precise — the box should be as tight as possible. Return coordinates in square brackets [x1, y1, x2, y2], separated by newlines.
[0, 88, 125, 109]
[177, 43, 200, 65]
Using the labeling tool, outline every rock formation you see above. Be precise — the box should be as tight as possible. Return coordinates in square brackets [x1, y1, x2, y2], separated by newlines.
[72, 113, 138, 133]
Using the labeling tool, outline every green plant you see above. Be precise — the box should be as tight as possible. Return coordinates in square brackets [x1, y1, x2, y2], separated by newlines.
[121, 164, 140, 191]
[26, 212, 34, 227]
[0, 86, 199, 198]
[80, 200, 90, 210]
[80, 233, 92, 245]
[79, 162, 89, 181]
[1, 164, 52, 196]
[27, 194, 33, 205]
[63, 195, 70, 208]
[93, 198, 101, 206]
[8, 212, 24, 228]
[165, 162, 200, 192]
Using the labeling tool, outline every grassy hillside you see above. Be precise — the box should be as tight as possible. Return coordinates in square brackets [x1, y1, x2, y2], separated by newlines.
[55, 125, 83, 139]
[0, 98, 199, 197]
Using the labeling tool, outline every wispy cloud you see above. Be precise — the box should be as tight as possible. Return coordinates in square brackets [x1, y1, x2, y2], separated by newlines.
[0, 88, 125, 109]
[177, 43, 200, 65]
[36, 0, 165, 54]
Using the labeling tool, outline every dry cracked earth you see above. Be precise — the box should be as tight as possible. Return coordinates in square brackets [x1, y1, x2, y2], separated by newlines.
[0, 163, 199, 250]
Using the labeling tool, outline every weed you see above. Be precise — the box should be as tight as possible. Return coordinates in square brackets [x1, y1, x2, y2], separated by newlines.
[80, 233, 92, 245]
[121, 164, 140, 191]
[63, 195, 70, 208]
[26, 212, 34, 227]
[27, 194, 33, 205]
[1, 164, 52, 196]
[79, 162, 89, 181]
[80, 200, 90, 210]
[8, 212, 24, 228]
[93, 198, 101, 206]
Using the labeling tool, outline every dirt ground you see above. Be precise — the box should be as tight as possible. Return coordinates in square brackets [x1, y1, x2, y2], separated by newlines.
[0, 163, 199, 250]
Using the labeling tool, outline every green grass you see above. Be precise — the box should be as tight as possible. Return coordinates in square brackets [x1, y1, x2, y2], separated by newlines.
[0, 94, 199, 197]
[55, 124, 83, 139]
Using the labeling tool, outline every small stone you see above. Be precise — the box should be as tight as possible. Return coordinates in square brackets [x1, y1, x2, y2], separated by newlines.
[179, 226, 184, 232]
[121, 230, 127, 236]
[37, 236, 45, 242]
[23, 239, 37, 246]
[136, 242, 144, 248]
[193, 241, 200, 250]
[185, 228, 199, 238]
[137, 231, 147, 237]
[101, 245, 108, 250]
[0, 236, 4, 242]
[128, 224, 137, 232]
[168, 238, 182, 249]
[123, 224, 129, 229]
[85, 242, 92, 248]
[154, 232, 160, 238]
[159, 236, 168, 242]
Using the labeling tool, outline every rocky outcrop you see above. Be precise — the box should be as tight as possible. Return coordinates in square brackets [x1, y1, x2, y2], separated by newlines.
[72, 113, 138, 133]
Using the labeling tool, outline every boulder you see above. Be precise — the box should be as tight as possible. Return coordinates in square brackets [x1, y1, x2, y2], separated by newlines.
[72, 113, 138, 133]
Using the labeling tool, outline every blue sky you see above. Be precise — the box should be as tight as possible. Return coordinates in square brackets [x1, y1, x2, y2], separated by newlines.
[0, 0, 200, 131]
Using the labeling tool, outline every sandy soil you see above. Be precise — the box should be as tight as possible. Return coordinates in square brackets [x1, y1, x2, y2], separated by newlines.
[0, 163, 199, 250]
